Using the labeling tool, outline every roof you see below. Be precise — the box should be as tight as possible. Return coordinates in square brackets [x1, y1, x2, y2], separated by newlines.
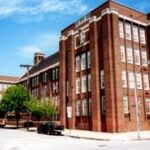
[0, 75, 19, 83]
[20, 51, 59, 80]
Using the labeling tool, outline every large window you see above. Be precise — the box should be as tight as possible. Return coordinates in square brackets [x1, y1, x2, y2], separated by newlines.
[81, 53, 86, 70]
[81, 76, 87, 93]
[119, 20, 124, 38]
[133, 25, 139, 42]
[76, 78, 80, 94]
[120, 46, 126, 62]
[128, 72, 135, 89]
[141, 51, 147, 67]
[140, 28, 146, 44]
[100, 70, 105, 89]
[76, 100, 81, 116]
[82, 99, 88, 116]
[122, 71, 127, 88]
[145, 98, 150, 115]
[123, 96, 129, 114]
[87, 51, 91, 68]
[127, 47, 133, 64]
[134, 49, 141, 65]
[125, 23, 131, 40]
[136, 73, 142, 89]
[76, 56, 80, 72]
[143, 74, 149, 90]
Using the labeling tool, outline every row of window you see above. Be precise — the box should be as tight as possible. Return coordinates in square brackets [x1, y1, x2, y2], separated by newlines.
[119, 21, 146, 44]
[76, 74, 91, 94]
[76, 99, 92, 116]
[76, 51, 91, 72]
[120, 46, 147, 66]
[32, 77, 39, 87]
[0, 83, 12, 91]
[122, 71, 149, 90]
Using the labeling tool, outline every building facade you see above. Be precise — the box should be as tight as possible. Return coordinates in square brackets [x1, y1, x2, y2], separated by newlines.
[0, 76, 19, 101]
[19, 52, 60, 121]
[59, 0, 150, 132]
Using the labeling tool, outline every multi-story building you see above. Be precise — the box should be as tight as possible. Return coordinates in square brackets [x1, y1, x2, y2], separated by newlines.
[59, 0, 150, 132]
[19, 52, 60, 121]
[0, 75, 19, 101]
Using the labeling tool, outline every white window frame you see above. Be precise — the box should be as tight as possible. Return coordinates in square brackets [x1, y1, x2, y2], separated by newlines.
[140, 28, 146, 44]
[125, 23, 131, 40]
[76, 100, 81, 116]
[76, 78, 81, 94]
[81, 76, 87, 93]
[143, 74, 149, 90]
[122, 71, 127, 88]
[81, 53, 86, 70]
[133, 25, 139, 42]
[87, 51, 91, 68]
[120, 45, 126, 62]
[134, 49, 141, 65]
[123, 96, 129, 114]
[82, 99, 88, 116]
[145, 98, 150, 115]
[128, 72, 135, 89]
[76, 56, 80, 72]
[119, 20, 124, 38]
[100, 70, 105, 89]
[88, 74, 91, 92]
[136, 73, 142, 89]
[141, 51, 148, 67]
[127, 47, 133, 64]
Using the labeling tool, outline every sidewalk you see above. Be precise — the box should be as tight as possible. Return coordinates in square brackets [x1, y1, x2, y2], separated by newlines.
[62, 129, 150, 141]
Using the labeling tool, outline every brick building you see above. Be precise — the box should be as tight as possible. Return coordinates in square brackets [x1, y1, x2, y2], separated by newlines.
[0, 75, 19, 101]
[59, 0, 150, 132]
[19, 52, 60, 121]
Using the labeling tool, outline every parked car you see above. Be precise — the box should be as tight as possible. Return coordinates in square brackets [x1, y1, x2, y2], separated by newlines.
[37, 121, 64, 135]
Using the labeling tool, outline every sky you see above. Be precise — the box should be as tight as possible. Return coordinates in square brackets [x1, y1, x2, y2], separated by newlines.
[0, 0, 149, 77]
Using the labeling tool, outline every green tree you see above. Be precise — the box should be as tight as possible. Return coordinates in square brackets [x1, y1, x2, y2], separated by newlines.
[1, 85, 29, 128]
[26, 98, 56, 125]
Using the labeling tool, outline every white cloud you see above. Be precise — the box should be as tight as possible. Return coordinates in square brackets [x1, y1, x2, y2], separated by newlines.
[17, 32, 59, 58]
[0, 0, 88, 19]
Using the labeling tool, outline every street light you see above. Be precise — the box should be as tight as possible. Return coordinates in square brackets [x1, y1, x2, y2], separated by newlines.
[20, 64, 34, 130]
[134, 60, 150, 139]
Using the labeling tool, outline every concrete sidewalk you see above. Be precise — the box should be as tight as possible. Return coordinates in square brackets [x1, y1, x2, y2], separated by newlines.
[62, 129, 150, 141]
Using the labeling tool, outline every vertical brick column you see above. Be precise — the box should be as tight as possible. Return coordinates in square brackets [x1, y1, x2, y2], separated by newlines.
[68, 31, 76, 129]
[90, 16, 101, 131]
[110, 13, 125, 132]
[59, 36, 66, 127]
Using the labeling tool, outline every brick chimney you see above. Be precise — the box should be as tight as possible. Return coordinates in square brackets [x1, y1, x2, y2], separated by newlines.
[34, 52, 45, 65]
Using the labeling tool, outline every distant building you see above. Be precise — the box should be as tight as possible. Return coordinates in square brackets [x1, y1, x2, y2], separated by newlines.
[0, 76, 19, 100]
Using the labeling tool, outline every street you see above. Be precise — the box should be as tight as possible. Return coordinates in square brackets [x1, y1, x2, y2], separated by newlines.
[0, 129, 150, 150]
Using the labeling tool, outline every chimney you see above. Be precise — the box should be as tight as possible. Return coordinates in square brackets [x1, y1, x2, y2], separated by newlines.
[34, 52, 45, 65]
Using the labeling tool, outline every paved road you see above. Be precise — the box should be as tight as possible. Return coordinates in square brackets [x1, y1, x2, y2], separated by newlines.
[0, 129, 150, 150]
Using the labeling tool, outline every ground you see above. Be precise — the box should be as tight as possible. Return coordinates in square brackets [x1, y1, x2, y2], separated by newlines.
[0, 129, 150, 150]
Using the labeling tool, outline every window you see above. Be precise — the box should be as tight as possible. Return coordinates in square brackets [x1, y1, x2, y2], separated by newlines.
[120, 46, 126, 62]
[133, 25, 139, 42]
[127, 47, 133, 64]
[119, 20, 124, 38]
[123, 96, 129, 114]
[145, 98, 150, 115]
[82, 99, 88, 116]
[89, 98, 92, 115]
[122, 71, 127, 88]
[81, 76, 87, 93]
[143, 74, 149, 90]
[101, 70, 105, 89]
[136, 73, 142, 89]
[76, 56, 80, 72]
[52, 70, 55, 80]
[76, 78, 80, 94]
[141, 51, 147, 67]
[56, 68, 59, 79]
[88, 74, 91, 92]
[125, 23, 131, 40]
[76, 100, 81, 116]
[87, 51, 91, 68]
[140, 28, 146, 44]
[101, 96, 106, 115]
[134, 49, 140, 65]
[55, 82, 58, 93]
[128, 72, 135, 89]
[43, 72, 47, 83]
[81, 53, 86, 70]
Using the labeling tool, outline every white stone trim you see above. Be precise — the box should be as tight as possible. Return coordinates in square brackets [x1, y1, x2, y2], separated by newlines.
[19, 62, 59, 82]
[89, 16, 97, 23]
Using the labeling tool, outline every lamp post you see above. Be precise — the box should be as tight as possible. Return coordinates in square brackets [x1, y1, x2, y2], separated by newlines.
[134, 61, 150, 139]
[20, 64, 34, 130]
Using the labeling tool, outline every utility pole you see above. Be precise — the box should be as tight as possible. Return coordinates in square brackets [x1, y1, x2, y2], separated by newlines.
[20, 64, 34, 130]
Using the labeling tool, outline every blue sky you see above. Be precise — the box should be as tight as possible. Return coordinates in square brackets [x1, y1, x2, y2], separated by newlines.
[0, 0, 149, 77]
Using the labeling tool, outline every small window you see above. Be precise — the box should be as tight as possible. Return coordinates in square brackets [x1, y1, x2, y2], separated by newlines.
[101, 96, 106, 115]
[140, 28, 146, 44]
[100, 70, 105, 89]
[123, 96, 129, 114]
[82, 99, 88, 116]
[125, 23, 131, 40]
[122, 71, 127, 88]
[119, 21, 124, 38]
[120, 46, 126, 62]
[81, 53, 86, 70]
